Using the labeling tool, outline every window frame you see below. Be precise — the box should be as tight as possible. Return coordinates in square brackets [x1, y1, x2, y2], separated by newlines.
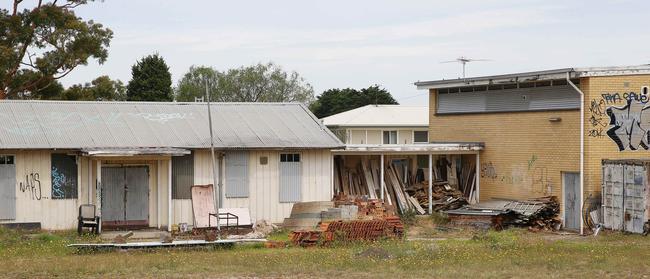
[413, 130, 429, 144]
[171, 152, 195, 199]
[382, 130, 398, 144]
[0, 155, 15, 165]
[50, 153, 78, 199]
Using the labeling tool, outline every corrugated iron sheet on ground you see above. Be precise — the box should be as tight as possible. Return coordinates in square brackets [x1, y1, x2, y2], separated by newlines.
[0, 101, 343, 149]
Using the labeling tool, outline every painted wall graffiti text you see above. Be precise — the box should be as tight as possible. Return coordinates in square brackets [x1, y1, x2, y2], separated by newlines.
[606, 99, 650, 151]
[480, 162, 497, 179]
[589, 89, 650, 149]
[19, 172, 43, 200]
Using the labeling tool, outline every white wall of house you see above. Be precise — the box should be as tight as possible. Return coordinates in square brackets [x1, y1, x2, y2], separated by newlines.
[173, 149, 333, 225]
[344, 127, 429, 145]
[0, 150, 171, 230]
[1, 149, 333, 230]
[0, 150, 78, 230]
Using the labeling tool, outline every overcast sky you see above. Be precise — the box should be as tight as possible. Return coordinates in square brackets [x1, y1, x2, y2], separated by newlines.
[12, 0, 650, 104]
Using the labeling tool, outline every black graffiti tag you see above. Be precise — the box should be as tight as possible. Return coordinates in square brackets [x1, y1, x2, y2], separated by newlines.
[19, 172, 42, 200]
[590, 99, 607, 117]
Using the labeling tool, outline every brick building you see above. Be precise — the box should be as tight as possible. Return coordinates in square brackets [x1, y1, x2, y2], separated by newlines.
[415, 65, 650, 233]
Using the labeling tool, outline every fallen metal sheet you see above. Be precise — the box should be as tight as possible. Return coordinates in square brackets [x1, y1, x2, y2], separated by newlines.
[467, 200, 544, 216]
[219, 208, 252, 226]
[67, 239, 266, 249]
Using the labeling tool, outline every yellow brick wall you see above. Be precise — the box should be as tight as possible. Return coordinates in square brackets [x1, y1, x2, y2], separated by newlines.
[429, 89, 580, 202]
[582, 75, 650, 198]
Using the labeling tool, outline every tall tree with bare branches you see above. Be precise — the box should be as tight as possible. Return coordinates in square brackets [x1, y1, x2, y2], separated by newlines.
[0, 0, 112, 99]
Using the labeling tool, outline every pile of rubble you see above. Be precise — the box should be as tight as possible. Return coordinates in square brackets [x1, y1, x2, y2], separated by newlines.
[445, 196, 561, 231]
[289, 217, 404, 247]
[287, 195, 404, 247]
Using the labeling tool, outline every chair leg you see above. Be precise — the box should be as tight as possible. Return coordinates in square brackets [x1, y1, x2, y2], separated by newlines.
[77, 221, 83, 235]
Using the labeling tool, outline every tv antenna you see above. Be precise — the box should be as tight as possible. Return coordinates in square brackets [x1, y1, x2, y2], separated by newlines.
[440, 56, 491, 79]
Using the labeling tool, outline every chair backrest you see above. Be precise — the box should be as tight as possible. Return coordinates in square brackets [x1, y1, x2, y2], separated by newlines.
[79, 204, 96, 220]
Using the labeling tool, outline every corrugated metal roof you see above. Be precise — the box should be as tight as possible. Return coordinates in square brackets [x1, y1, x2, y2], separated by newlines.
[414, 65, 650, 89]
[321, 105, 428, 127]
[0, 101, 343, 150]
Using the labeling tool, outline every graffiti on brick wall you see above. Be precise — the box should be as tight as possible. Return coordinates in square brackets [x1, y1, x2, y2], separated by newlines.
[480, 162, 497, 179]
[589, 87, 650, 150]
[606, 98, 650, 151]
[588, 98, 607, 138]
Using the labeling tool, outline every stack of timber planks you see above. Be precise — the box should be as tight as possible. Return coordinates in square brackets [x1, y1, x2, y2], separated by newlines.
[407, 181, 468, 211]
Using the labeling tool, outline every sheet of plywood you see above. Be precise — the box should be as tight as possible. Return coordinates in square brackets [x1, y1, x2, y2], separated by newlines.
[191, 184, 216, 228]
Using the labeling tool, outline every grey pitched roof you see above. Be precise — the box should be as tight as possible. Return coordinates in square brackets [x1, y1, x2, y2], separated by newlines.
[0, 101, 343, 150]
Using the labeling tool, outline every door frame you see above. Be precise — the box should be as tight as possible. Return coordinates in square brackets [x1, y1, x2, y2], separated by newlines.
[562, 171, 581, 231]
[100, 164, 150, 229]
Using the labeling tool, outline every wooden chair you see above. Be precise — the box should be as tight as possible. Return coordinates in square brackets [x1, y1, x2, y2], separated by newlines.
[77, 204, 100, 235]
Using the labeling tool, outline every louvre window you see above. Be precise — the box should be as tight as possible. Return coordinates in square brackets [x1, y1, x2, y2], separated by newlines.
[437, 84, 580, 114]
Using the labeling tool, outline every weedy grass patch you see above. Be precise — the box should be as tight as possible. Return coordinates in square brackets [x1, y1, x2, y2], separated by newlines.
[1, 227, 650, 278]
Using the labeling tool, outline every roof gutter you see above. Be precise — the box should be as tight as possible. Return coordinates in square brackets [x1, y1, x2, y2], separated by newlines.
[566, 72, 585, 236]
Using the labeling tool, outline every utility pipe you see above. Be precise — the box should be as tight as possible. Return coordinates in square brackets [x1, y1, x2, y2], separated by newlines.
[428, 154, 433, 214]
[567, 72, 585, 235]
[205, 78, 221, 234]
[380, 154, 385, 200]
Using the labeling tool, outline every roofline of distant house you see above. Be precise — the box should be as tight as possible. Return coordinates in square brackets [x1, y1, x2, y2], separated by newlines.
[414, 65, 650, 90]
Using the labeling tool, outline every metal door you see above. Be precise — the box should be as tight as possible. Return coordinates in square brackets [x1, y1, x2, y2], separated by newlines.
[0, 157, 16, 220]
[101, 166, 149, 227]
[623, 165, 646, 233]
[603, 163, 624, 230]
[101, 167, 126, 223]
[125, 167, 149, 223]
[563, 172, 581, 230]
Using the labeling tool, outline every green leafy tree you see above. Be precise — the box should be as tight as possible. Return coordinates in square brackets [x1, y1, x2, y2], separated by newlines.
[126, 54, 173, 101]
[175, 66, 219, 102]
[309, 85, 398, 118]
[58, 75, 125, 101]
[175, 62, 315, 104]
[0, 0, 113, 99]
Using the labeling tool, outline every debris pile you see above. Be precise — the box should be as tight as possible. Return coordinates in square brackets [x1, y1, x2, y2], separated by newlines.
[289, 217, 403, 247]
[407, 181, 468, 212]
[287, 195, 404, 247]
[282, 201, 335, 230]
[445, 196, 561, 231]
[332, 193, 396, 219]
[227, 219, 277, 240]
[333, 156, 477, 215]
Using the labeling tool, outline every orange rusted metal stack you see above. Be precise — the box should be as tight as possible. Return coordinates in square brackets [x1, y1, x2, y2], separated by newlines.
[289, 217, 404, 247]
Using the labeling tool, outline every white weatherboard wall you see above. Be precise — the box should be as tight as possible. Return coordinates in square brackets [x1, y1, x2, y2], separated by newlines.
[173, 149, 333, 225]
[0, 151, 172, 230]
[0, 150, 78, 230]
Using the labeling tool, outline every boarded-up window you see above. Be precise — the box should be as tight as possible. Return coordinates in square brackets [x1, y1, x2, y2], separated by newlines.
[51, 154, 78, 199]
[279, 153, 301, 203]
[225, 151, 249, 198]
[172, 152, 194, 199]
[414, 131, 429, 143]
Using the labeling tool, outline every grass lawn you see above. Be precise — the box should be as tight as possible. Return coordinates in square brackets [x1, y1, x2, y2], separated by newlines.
[1, 225, 649, 278]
